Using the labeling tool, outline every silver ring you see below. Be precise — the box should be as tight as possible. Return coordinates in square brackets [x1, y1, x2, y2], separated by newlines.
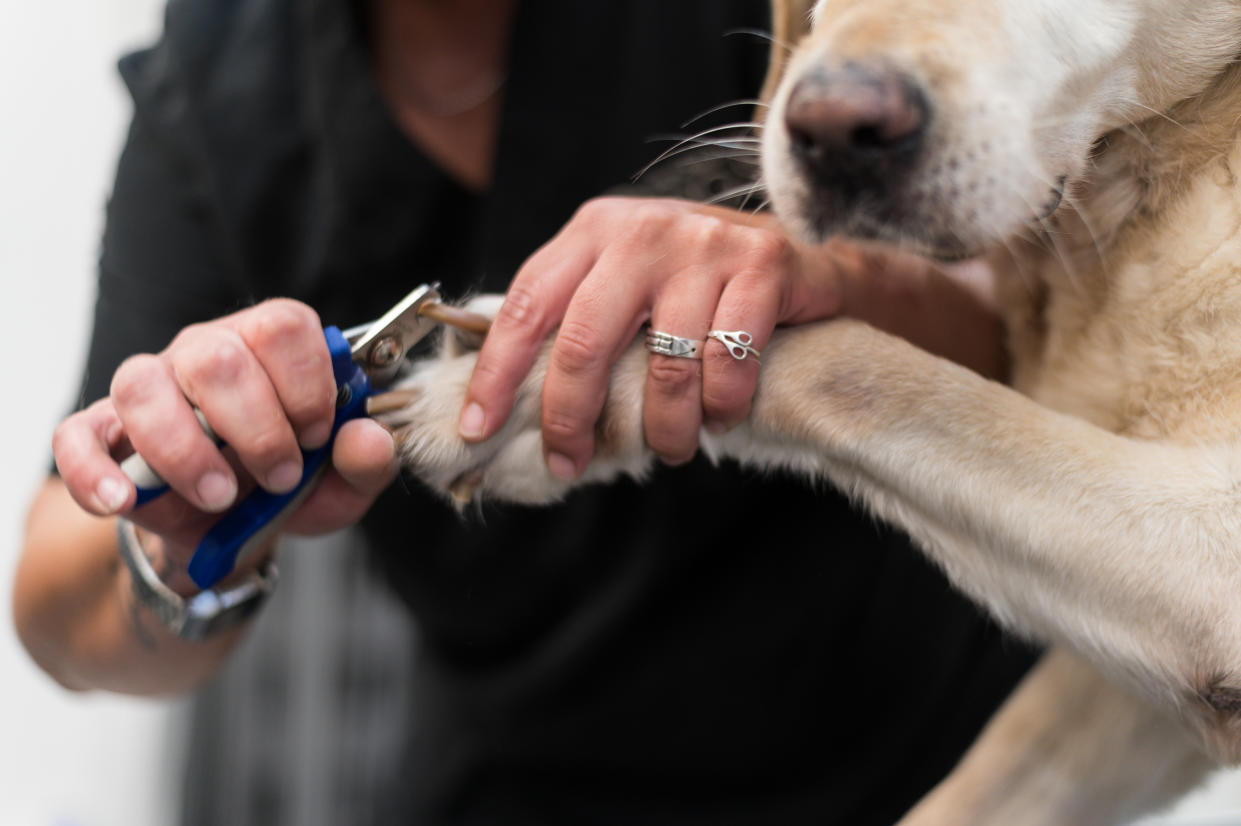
[707, 329, 761, 362]
[645, 330, 704, 359]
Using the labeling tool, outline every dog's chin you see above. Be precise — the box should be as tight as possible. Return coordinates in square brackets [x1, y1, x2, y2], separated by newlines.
[782, 196, 986, 262]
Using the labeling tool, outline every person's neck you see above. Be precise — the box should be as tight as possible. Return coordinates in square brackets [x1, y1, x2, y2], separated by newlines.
[366, 0, 517, 190]
[369, 0, 514, 95]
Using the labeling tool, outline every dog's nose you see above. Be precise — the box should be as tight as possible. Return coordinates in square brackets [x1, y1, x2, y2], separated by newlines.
[783, 62, 927, 183]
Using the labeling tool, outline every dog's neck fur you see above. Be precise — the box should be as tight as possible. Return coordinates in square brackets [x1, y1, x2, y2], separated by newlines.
[994, 61, 1241, 444]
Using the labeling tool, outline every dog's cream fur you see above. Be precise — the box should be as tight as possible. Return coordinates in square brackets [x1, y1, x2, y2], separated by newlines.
[379, 1, 1241, 821]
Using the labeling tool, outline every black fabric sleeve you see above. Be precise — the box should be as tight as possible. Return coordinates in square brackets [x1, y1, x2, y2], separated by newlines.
[75, 113, 248, 412]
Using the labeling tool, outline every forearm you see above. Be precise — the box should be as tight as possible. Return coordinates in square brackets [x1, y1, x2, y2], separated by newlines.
[14, 478, 256, 695]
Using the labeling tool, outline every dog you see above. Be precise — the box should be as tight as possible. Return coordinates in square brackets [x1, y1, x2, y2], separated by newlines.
[375, 1, 1241, 822]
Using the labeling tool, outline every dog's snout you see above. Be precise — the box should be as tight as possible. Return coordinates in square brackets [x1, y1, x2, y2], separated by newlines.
[783, 63, 928, 185]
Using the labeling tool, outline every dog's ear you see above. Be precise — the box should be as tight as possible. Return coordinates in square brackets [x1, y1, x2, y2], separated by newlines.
[757, 0, 816, 122]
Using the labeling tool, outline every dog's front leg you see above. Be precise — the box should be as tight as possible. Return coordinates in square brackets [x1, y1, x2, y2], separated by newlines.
[385, 308, 1241, 756]
[898, 649, 1212, 826]
[714, 319, 1241, 758]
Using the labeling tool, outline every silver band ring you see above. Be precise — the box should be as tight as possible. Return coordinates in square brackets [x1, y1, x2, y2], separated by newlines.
[645, 330, 704, 360]
[707, 329, 761, 362]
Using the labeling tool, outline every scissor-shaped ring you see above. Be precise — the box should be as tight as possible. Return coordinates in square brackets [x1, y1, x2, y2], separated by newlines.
[707, 329, 761, 362]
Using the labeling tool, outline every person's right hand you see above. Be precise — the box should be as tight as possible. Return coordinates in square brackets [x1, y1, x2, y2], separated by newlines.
[52, 299, 397, 570]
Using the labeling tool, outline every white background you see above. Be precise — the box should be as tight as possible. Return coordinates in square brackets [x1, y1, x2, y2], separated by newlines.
[0, 2, 180, 826]
[2, 2, 1241, 824]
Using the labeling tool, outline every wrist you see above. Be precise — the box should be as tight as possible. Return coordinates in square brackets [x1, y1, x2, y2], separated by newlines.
[131, 523, 277, 597]
[117, 518, 278, 641]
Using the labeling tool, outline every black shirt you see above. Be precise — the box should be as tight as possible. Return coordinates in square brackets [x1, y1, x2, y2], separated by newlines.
[83, 0, 1038, 822]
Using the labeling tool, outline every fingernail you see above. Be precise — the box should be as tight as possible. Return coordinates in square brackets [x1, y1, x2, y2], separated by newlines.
[459, 402, 486, 440]
[266, 460, 303, 493]
[704, 420, 729, 435]
[94, 477, 128, 514]
[300, 420, 332, 449]
[196, 471, 237, 511]
[547, 452, 578, 482]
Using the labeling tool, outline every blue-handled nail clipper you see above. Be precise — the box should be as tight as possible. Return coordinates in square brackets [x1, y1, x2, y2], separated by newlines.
[120, 283, 444, 589]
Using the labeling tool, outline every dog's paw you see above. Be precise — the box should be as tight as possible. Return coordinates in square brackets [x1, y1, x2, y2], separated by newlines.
[372, 296, 656, 507]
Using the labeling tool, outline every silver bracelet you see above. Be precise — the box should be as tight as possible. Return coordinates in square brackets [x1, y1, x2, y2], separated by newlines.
[116, 518, 277, 641]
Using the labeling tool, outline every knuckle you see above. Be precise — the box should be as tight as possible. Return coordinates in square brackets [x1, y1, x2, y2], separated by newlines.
[157, 432, 209, 474]
[468, 352, 508, 387]
[627, 203, 677, 243]
[110, 354, 165, 407]
[168, 321, 208, 351]
[241, 425, 293, 466]
[249, 299, 320, 351]
[50, 418, 80, 463]
[182, 333, 250, 387]
[740, 229, 793, 273]
[573, 196, 617, 225]
[685, 214, 729, 250]
[541, 410, 584, 446]
[496, 284, 542, 333]
[551, 321, 606, 376]
[646, 357, 699, 397]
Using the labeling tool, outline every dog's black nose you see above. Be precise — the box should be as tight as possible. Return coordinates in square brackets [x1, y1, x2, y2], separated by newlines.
[783, 62, 928, 189]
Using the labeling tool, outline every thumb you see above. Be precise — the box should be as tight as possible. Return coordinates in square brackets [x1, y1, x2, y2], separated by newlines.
[779, 240, 852, 325]
[282, 418, 397, 535]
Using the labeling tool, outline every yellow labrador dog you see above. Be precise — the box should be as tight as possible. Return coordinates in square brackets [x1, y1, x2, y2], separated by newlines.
[379, 0, 1241, 821]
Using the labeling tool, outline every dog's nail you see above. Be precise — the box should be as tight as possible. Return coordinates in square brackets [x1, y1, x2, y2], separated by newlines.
[367, 388, 422, 417]
[547, 452, 578, 481]
[459, 402, 486, 440]
[418, 302, 493, 335]
[448, 468, 485, 504]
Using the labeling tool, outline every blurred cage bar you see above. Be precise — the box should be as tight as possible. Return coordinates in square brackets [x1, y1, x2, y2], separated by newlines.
[178, 530, 416, 826]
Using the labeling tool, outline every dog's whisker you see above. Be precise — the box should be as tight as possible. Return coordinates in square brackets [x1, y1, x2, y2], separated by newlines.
[996, 175, 1083, 288]
[1060, 192, 1109, 271]
[1116, 122, 1156, 152]
[742, 197, 772, 221]
[703, 182, 767, 207]
[646, 122, 765, 147]
[677, 151, 762, 167]
[635, 124, 763, 179]
[634, 138, 763, 180]
[680, 99, 768, 129]
[737, 181, 766, 213]
[995, 232, 1039, 297]
[723, 26, 794, 54]
[1119, 97, 1191, 132]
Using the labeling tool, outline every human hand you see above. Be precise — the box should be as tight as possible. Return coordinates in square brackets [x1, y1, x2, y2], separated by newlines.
[457, 196, 845, 478]
[53, 299, 397, 575]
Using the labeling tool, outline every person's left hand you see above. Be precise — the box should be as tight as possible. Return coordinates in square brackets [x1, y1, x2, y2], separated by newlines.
[456, 196, 846, 479]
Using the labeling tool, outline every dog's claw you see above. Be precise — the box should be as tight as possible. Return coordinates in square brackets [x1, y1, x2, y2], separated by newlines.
[368, 388, 423, 417]
[448, 468, 486, 505]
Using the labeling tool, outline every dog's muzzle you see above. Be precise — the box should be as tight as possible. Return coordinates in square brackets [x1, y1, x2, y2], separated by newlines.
[783, 60, 929, 203]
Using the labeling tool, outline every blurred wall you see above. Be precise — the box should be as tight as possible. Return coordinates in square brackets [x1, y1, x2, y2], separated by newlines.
[0, 3, 179, 826]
